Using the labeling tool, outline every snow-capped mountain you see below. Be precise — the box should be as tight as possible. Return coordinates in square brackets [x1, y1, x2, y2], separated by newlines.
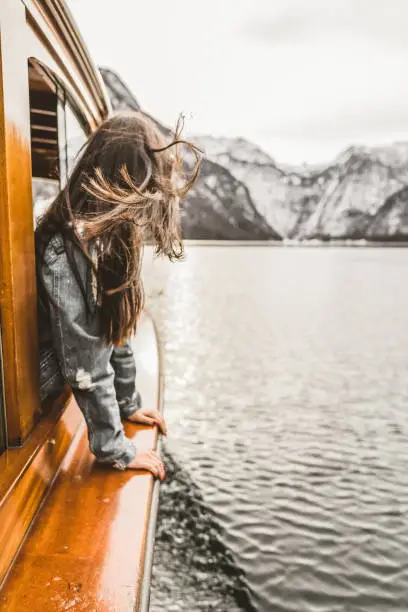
[196, 134, 408, 240]
[194, 135, 322, 237]
[100, 67, 408, 241]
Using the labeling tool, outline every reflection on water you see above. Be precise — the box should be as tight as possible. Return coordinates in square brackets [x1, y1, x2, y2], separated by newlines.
[145, 246, 408, 612]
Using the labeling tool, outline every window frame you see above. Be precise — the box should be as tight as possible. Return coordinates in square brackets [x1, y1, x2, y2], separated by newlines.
[30, 61, 91, 224]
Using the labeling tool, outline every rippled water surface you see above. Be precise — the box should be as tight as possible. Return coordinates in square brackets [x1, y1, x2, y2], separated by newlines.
[145, 246, 408, 612]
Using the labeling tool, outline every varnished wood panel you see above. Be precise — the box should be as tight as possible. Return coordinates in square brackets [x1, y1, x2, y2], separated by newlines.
[0, 393, 81, 587]
[0, 0, 41, 443]
[0, 314, 162, 611]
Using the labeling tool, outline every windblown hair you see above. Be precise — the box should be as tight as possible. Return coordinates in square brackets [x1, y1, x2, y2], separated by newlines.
[35, 111, 201, 345]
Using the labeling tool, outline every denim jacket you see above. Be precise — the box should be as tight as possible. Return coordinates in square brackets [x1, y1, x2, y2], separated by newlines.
[38, 233, 141, 469]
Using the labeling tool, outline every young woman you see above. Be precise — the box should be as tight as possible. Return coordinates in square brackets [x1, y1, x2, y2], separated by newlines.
[36, 111, 201, 477]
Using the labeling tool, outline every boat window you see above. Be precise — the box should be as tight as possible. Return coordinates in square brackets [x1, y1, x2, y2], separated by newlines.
[29, 61, 61, 224]
[29, 61, 89, 226]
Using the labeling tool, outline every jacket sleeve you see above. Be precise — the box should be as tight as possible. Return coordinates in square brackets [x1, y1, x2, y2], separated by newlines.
[41, 236, 137, 469]
[110, 342, 142, 418]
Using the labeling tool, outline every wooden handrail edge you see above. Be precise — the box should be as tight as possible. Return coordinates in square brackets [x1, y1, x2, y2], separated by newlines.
[139, 435, 162, 612]
[138, 312, 165, 611]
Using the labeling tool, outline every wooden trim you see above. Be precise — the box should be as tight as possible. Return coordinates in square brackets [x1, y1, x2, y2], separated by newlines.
[0, 393, 82, 587]
[138, 313, 165, 612]
[0, 389, 70, 503]
[22, 0, 110, 121]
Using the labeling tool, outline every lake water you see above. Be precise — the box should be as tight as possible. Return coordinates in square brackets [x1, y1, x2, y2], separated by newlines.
[144, 245, 408, 612]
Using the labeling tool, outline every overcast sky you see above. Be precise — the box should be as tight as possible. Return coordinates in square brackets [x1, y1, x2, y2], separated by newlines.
[68, 0, 408, 164]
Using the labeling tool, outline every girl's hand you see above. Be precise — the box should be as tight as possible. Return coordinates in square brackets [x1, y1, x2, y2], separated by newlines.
[127, 407, 167, 436]
[127, 450, 165, 479]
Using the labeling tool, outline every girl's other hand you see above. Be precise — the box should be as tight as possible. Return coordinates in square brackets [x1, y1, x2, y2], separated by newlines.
[127, 450, 165, 479]
[127, 407, 167, 436]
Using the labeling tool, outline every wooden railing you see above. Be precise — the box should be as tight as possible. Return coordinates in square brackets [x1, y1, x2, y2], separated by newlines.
[0, 312, 164, 611]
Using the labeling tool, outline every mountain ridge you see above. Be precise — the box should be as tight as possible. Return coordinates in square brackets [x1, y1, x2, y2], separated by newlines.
[195, 133, 408, 240]
[100, 67, 408, 241]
